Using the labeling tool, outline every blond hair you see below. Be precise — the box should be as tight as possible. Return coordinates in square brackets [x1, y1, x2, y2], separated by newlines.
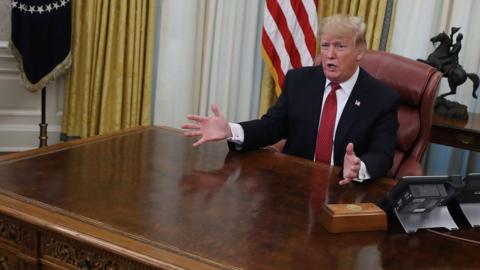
[319, 14, 367, 49]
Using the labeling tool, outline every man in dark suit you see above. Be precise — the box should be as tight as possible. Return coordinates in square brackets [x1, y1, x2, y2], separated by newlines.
[182, 14, 400, 184]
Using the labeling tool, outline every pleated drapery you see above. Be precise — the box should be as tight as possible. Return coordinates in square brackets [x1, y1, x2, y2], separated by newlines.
[61, 0, 155, 140]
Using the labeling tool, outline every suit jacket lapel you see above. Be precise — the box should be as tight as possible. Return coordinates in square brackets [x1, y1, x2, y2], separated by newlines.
[334, 70, 366, 161]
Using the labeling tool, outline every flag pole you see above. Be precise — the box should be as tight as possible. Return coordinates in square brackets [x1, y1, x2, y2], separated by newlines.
[39, 87, 48, 147]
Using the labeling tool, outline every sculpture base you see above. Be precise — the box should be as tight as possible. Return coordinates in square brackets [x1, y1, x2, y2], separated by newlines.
[434, 97, 468, 120]
[318, 203, 387, 233]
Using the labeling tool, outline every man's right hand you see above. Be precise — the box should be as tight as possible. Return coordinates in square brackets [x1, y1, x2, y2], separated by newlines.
[181, 104, 231, 147]
[339, 143, 361, 185]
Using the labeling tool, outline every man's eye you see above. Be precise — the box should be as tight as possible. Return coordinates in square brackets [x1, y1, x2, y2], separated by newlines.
[335, 44, 346, 49]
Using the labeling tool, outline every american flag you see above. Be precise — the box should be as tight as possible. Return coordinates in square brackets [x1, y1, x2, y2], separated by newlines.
[262, 0, 318, 95]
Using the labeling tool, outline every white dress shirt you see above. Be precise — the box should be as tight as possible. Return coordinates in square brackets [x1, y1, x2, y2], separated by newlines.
[228, 67, 370, 181]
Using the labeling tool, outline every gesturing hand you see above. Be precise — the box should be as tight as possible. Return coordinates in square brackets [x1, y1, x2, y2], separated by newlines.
[181, 104, 231, 147]
[339, 143, 361, 185]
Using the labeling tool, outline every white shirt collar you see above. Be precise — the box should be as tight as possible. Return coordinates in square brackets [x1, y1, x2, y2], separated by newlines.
[324, 66, 360, 95]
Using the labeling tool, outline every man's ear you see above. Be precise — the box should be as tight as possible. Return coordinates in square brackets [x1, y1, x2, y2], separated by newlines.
[356, 48, 366, 61]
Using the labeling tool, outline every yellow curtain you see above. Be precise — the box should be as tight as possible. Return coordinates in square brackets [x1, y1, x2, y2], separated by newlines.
[259, 0, 397, 116]
[61, 0, 155, 140]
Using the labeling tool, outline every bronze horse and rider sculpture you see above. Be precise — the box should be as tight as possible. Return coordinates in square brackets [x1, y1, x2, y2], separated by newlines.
[418, 27, 479, 99]
[417, 27, 479, 119]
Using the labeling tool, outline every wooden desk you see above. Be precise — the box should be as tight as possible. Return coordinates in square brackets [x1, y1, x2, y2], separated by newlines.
[0, 126, 479, 270]
[431, 112, 480, 151]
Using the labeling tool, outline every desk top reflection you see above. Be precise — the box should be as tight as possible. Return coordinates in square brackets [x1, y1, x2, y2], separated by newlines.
[0, 126, 479, 270]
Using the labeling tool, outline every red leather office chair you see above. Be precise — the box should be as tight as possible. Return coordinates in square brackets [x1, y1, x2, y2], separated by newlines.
[359, 50, 442, 179]
[269, 50, 442, 179]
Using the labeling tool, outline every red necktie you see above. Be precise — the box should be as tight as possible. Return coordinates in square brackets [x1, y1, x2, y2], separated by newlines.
[315, 82, 341, 164]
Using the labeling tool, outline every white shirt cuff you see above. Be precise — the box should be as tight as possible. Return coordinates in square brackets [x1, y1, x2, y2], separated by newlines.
[227, 123, 244, 144]
[353, 161, 371, 182]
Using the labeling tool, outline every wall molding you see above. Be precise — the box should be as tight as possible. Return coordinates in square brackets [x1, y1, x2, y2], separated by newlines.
[0, 68, 18, 74]
[0, 146, 35, 152]
[0, 109, 41, 116]
[0, 126, 61, 151]
[0, 124, 61, 132]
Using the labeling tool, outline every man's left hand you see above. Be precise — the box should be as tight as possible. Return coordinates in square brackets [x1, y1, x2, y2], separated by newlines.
[339, 143, 360, 185]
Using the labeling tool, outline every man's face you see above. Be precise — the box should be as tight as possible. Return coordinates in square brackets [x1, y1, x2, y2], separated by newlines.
[320, 32, 364, 82]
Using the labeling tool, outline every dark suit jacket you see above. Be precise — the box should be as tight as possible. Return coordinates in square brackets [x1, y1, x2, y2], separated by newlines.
[230, 65, 400, 179]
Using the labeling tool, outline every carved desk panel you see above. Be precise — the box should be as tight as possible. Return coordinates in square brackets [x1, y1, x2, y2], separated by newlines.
[0, 212, 37, 269]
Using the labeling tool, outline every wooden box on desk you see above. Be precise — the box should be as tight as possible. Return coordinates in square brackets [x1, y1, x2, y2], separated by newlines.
[318, 203, 387, 233]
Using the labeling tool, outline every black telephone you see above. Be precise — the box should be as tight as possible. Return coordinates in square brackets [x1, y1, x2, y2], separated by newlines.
[380, 176, 458, 214]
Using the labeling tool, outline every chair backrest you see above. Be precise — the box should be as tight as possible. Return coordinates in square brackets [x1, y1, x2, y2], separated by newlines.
[359, 50, 442, 178]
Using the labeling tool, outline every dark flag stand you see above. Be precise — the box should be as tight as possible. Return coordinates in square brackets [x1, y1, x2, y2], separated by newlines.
[39, 87, 48, 147]
[9, 0, 72, 148]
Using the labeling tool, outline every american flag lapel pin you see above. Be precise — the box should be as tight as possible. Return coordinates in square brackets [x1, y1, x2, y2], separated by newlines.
[355, 100, 361, 106]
